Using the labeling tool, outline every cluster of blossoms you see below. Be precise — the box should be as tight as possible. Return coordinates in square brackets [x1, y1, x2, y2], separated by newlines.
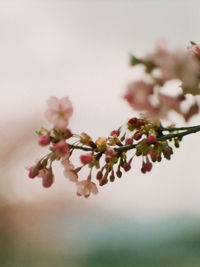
[27, 42, 200, 197]
[125, 41, 200, 121]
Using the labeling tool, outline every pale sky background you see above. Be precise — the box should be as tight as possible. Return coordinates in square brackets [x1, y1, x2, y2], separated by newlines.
[1, 0, 200, 220]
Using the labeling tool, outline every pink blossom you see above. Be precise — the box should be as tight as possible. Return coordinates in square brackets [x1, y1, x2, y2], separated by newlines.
[64, 162, 78, 182]
[188, 44, 200, 57]
[76, 180, 98, 198]
[80, 153, 93, 165]
[38, 135, 50, 146]
[106, 147, 116, 157]
[157, 94, 185, 119]
[45, 96, 73, 129]
[38, 168, 54, 188]
[53, 140, 69, 158]
[62, 157, 78, 182]
[124, 81, 155, 113]
[151, 49, 199, 87]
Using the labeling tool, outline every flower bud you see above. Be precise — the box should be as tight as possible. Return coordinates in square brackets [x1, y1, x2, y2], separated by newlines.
[133, 131, 142, 141]
[141, 160, 146, 174]
[116, 169, 122, 178]
[28, 166, 39, 178]
[174, 139, 179, 148]
[99, 173, 108, 186]
[39, 168, 54, 188]
[80, 153, 93, 165]
[96, 171, 103, 180]
[42, 173, 54, 188]
[63, 128, 72, 139]
[38, 135, 50, 146]
[149, 148, 159, 162]
[128, 117, 138, 127]
[53, 140, 69, 158]
[110, 170, 115, 182]
[163, 146, 173, 160]
[125, 138, 133, 145]
[145, 161, 152, 172]
[123, 162, 131, 172]
[110, 130, 120, 137]
[147, 135, 156, 144]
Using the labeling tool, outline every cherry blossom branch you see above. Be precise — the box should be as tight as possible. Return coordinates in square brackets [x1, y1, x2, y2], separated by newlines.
[27, 41, 200, 197]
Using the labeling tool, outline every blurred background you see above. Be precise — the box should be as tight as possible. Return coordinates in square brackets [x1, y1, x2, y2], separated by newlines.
[1, 0, 200, 266]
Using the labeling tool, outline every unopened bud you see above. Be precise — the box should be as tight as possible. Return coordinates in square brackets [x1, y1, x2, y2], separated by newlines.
[96, 171, 103, 180]
[110, 130, 120, 137]
[80, 153, 93, 165]
[147, 135, 156, 144]
[116, 169, 122, 178]
[38, 135, 50, 146]
[125, 138, 133, 145]
[123, 162, 131, 172]
[28, 166, 39, 178]
[133, 131, 142, 141]
[110, 170, 115, 182]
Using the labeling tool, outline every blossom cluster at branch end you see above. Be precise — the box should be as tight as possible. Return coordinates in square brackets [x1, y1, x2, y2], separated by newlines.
[125, 41, 200, 121]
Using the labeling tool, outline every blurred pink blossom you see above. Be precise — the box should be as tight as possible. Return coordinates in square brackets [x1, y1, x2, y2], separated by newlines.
[62, 156, 78, 182]
[45, 96, 73, 129]
[53, 140, 70, 158]
[124, 81, 155, 113]
[76, 180, 98, 198]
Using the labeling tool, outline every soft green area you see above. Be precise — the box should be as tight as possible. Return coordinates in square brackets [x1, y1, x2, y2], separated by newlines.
[1, 214, 200, 267]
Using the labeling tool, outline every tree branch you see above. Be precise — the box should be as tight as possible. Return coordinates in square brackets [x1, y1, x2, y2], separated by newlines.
[67, 124, 200, 154]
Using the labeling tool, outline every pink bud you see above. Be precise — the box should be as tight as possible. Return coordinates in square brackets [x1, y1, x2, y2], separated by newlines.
[110, 130, 119, 136]
[80, 153, 93, 165]
[42, 175, 54, 188]
[133, 131, 142, 141]
[146, 161, 152, 172]
[147, 135, 156, 144]
[38, 135, 50, 146]
[123, 162, 131, 172]
[96, 171, 103, 180]
[128, 117, 138, 126]
[125, 138, 133, 145]
[141, 161, 146, 174]
[64, 128, 72, 139]
[28, 166, 38, 179]
[41, 169, 54, 188]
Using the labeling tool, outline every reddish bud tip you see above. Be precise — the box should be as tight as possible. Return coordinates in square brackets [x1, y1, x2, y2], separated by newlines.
[128, 117, 138, 126]
[147, 135, 156, 144]
[133, 131, 142, 141]
[96, 171, 103, 180]
[80, 153, 93, 165]
[125, 138, 133, 145]
[110, 130, 119, 136]
[38, 135, 50, 146]
[42, 177, 53, 188]
[123, 163, 131, 172]
[28, 167, 38, 179]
